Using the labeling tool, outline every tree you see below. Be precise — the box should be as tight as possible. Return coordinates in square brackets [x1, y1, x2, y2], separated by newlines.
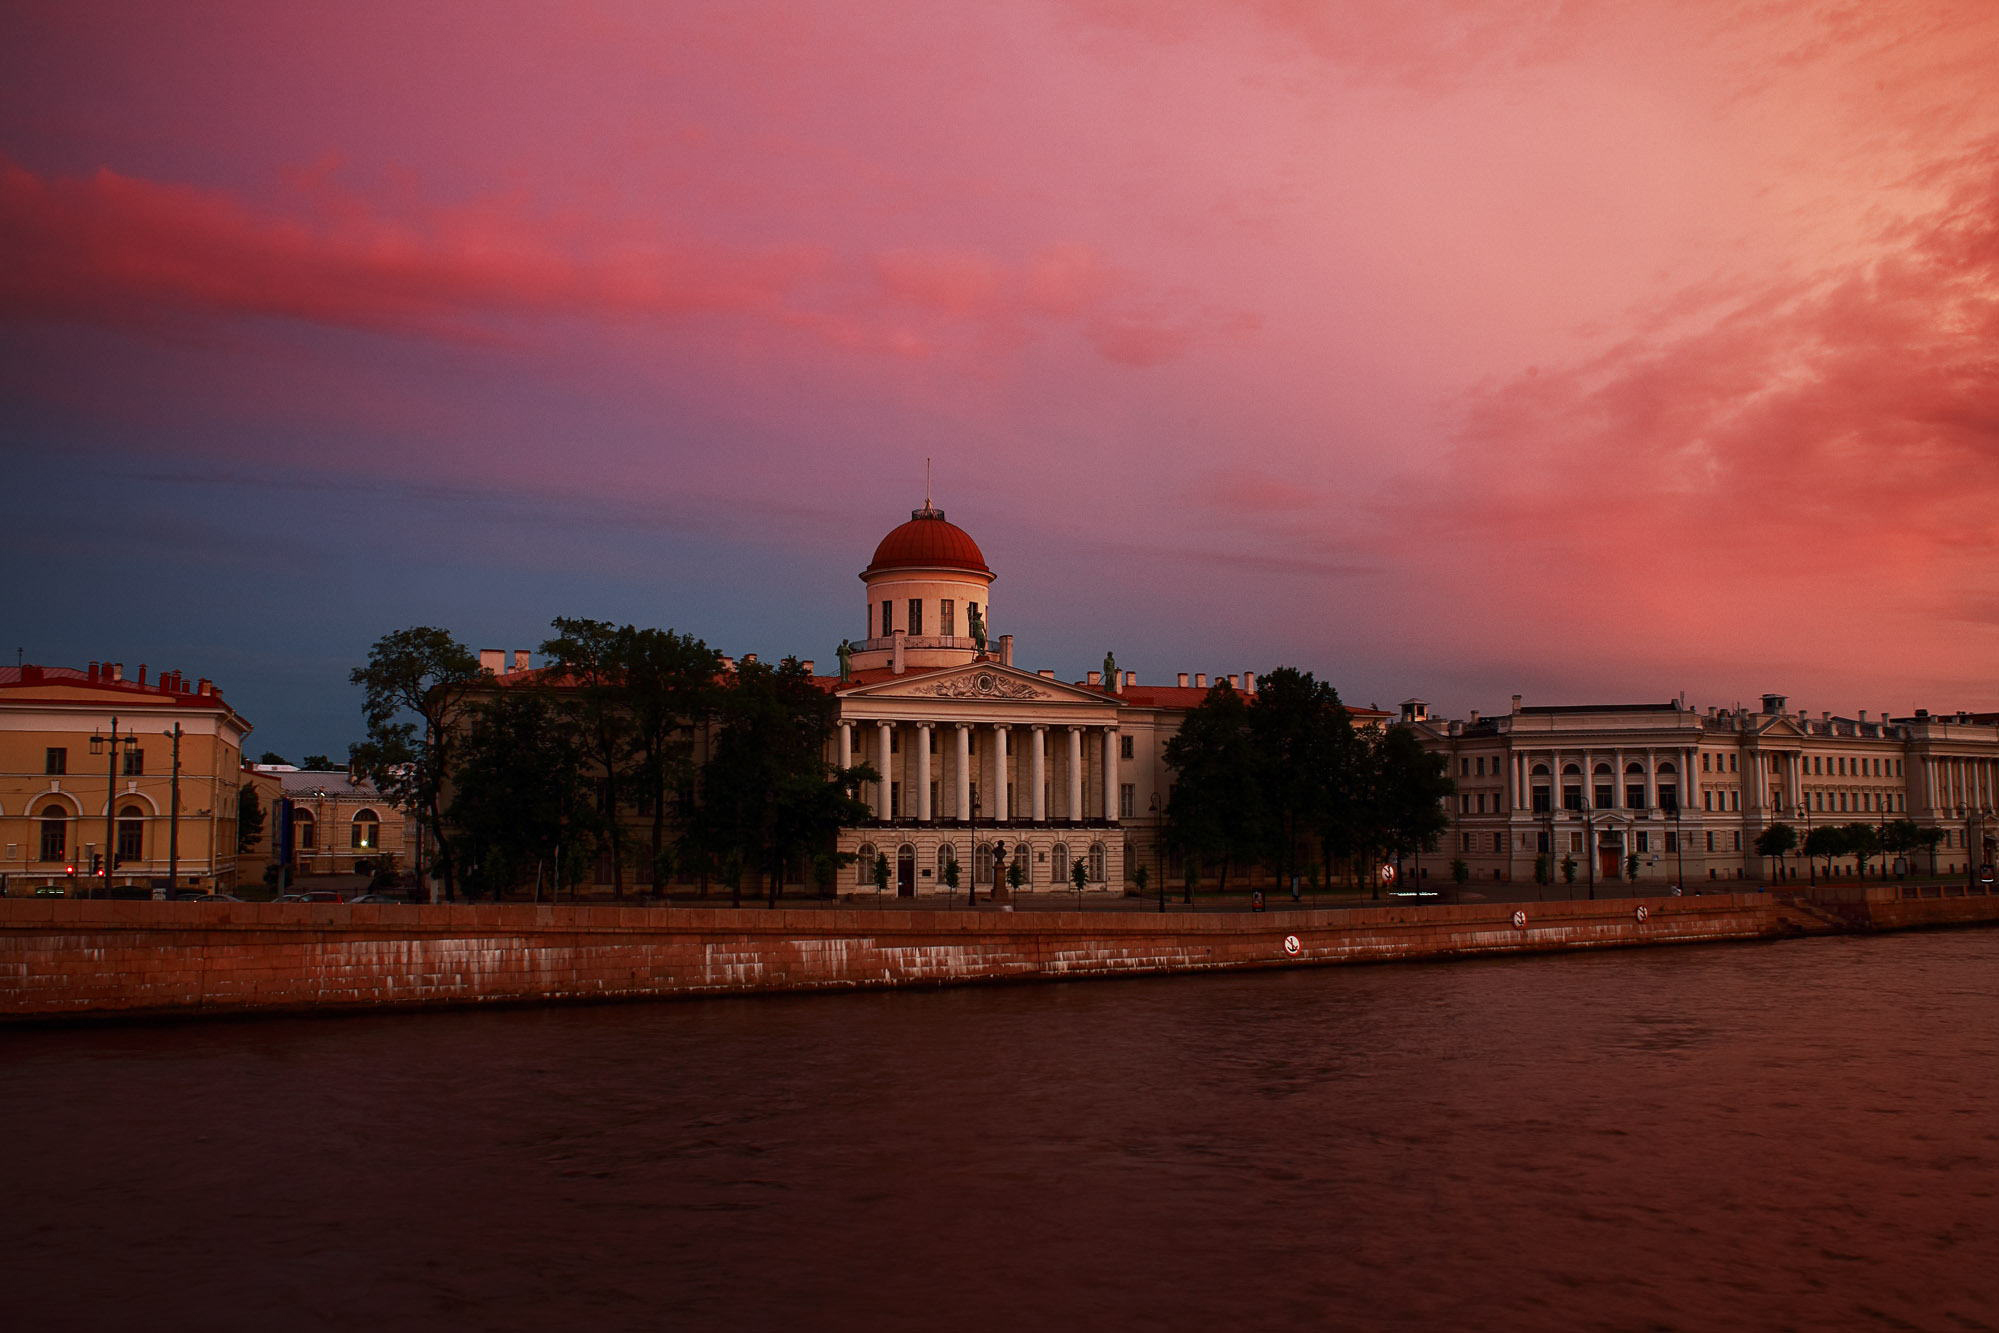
[540, 618, 640, 899]
[1070, 855, 1088, 898]
[1007, 859, 1025, 893]
[1754, 822, 1798, 879]
[349, 627, 484, 900]
[1163, 680, 1262, 893]
[300, 754, 334, 771]
[617, 626, 719, 895]
[451, 690, 599, 900]
[692, 656, 874, 908]
[236, 784, 266, 853]
[1534, 853, 1551, 886]
[1561, 855, 1578, 885]
[1245, 667, 1363, 892]
[257, 751, 289, 766]
[1803, 823, 1851, 876]
[1625, 851, 1640, 882]
[873, 851, 890, 894]
[1133, 863, 1150, 898]
[942, 854, 960, 897]
[1842, 822, 1881, 877]
[1362, 725, 1454, 897]
[1449, 857, 1469, 886]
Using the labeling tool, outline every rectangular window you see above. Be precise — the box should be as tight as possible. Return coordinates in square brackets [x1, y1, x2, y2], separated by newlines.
[1460, 758, 1470, 777]
[1595, 784, 1614, 809]
[1626, 784, 1645, 809]
[1704, 791, 1713, 811]
[1731, 791, 1740, 811]
[890, 782, 901, 817]
[1475, 756, 1486, 777]
[1732, 832, 1742, 851]
[1459, 795, 1470, 814]
[1729, 754, 1738, 772]
[1119, 784, 1134, 818]
[1563, 786, 1582, 811]
[1536, 831, 1550, 854]
[1531, 787, 1550, 813]
[41, 819, 65, 862]
[116, 820, 143, 864]
[880, 600, 893, 635]
[941, 600, 955, 637]
[45, 747, 66, 775]
[1492, 832, 1504, 853]
[1461, 833, 1473, 853]
[1706, 831, 1716, 852]
[123, 749, 144, 776]
[1660, 786, 1678, 813]
[1636, 832, 1650, 853]
[1475, 793, 1486, 813]
[1120, 736, 1133, 759]
[1569, 832, 1583, 853]
[1702, 753, 1712, 772]
[908, 599, 924, 636]
[1665, 831, 1679, 853]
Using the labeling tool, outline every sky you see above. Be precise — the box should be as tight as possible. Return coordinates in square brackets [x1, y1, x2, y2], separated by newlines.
[4, 0, 1996, 758]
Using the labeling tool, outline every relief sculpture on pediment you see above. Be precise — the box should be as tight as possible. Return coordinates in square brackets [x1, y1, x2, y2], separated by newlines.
[914, 671, 1043, 700]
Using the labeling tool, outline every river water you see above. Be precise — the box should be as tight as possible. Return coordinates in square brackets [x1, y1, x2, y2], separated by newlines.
[4, 931, 1996, 1332]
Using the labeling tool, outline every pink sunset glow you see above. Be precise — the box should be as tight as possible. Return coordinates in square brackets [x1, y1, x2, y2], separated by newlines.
[4, 0, 1996, 748]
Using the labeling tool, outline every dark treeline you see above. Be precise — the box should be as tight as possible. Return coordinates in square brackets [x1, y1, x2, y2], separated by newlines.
[1164, 667, 1453, 898]
[349, 620, 874, 905]
[1755, 817, 1946, 879]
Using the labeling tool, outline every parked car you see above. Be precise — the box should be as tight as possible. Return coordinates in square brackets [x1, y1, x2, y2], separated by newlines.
[34, 885, 67, 897]
[348, 893, 405, 904]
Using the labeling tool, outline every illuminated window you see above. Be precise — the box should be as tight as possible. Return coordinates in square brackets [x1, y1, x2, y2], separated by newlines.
[294, 811, 316, 850]
[39, 807, 67, 862]
[351, 808, 380, 850]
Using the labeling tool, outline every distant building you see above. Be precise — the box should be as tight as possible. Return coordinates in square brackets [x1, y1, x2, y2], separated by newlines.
[0, 662, 252, 894]
[481, 501, 1389, 896]
[247, 765, 412, 880]
[1407, 693, 1999, 886]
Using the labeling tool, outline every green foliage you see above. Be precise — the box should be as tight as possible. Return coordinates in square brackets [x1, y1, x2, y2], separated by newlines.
[1534, 853, 1551, 885]
[236, 784, 266, 853]
[1754, 822, 1799, 861]
[1803, 823, 1851, 868]
[349, 626, 483, 898]
[1163, 679, 1260, 889]
[1070, 856, 1089, 894]
[300, 754, 334, 771]
[257, 752, 289, 766]
[1449, 857, 1469, 885]
[1133, 864, 1149, 895]
[873, 852, 890, 892]
[1841, 822, 1881, 873]
[1561, 855, 1578, 884]
[450, 690, 599, 899]
[691, 656, 874, 907]
[1007, 859, 1025, 891]
[1365, 725, 1454, 862]
[942, 855, 960, 891]
[1625, 851, 1640, 881]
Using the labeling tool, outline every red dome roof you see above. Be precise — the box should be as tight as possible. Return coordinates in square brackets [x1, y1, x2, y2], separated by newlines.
[863, 506, 993, 578]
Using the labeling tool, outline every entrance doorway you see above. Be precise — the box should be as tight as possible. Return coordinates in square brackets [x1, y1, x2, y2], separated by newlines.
[896, 843, 916, 897]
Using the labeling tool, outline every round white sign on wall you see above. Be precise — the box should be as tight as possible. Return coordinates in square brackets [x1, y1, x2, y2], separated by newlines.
[1282, 934, 1301, 956]
[1378, 863, 1398, 883]
[1634, 905, 1650, 923]
[1511, 910, 1527, 929]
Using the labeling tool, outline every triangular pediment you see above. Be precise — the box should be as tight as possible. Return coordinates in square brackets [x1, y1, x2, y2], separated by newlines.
[1755, 715, 1807, 740]
[840, 662, 1109, 705]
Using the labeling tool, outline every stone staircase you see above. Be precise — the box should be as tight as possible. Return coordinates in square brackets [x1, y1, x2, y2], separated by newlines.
[1772, 894, 1855, 936]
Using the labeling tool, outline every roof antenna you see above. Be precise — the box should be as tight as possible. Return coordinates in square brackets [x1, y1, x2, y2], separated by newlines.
[924, 456, 932, 509]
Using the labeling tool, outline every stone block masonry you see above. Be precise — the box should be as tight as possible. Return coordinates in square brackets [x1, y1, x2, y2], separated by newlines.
[1, 890, 1993, 1021]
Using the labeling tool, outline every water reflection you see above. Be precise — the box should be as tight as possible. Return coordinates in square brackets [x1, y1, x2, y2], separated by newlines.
[4, 932, 1997, 1331]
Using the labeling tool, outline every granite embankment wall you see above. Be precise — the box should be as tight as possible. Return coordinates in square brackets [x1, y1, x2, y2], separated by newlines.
[2, 889, 1993, 1021]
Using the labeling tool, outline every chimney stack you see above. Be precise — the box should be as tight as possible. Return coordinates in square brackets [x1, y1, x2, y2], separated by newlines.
[137, 664, 147, 685]
[890, 633, 905, 676]
[1087, 671, 1102, 686]
[1511, 694, 1522, 712]
[88, 661, 99, 682]
[511, 650, 531, 672]
[479, 649, 504, 674]
[1195, 673, 1208, 688]
[998, 633, 1014, 666]
[1038, 669, 1055, 679]
[1177, 673, 1189, 688]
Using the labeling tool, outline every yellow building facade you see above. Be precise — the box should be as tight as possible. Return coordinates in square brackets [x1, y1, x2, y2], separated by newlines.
[0, 663, 252, 894]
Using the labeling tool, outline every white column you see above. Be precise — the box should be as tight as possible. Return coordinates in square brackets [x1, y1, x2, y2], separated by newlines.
[1031, 726, 1047, 821]
[1067, 726, 1084, 821]
[875, 721, 892, 819]
[956, 724, 972, 820]
[915, 722, 933, 822]
[1644, 749, 1657, 811]
[837, 721, 851, 771]
[1103, 726, 1119, 822]
[993, 725, 1010, 822]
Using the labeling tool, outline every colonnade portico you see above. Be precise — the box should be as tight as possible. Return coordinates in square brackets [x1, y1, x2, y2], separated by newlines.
[836, 716, 1121, 827]
[1508, 747, 1691, 814]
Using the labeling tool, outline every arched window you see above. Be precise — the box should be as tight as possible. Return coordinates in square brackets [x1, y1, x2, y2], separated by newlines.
[974, 842, 994, 886]
[116, 805, 145, 865]
[1562, 764, 1582, 776]
[351, 808, 380, 850]
[294, 810, 317, 850]
[1051, 842, 1070, 883]
[936, 844, 957, 883]
[1624, 762, 1644, 774]
[1088, 842, 1106, 883]
[38, 805, 67, 862]
[1531, 763, 1551, 777]
[1013, 842, 1030, 887]
[856, 842, 878, 885]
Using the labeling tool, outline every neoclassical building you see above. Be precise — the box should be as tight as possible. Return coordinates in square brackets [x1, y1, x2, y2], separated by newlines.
[1409, 693, 1999, 886]
[0, 663, 252, 894]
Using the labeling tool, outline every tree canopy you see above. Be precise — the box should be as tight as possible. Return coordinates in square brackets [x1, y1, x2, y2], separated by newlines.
[349, 626, 484, 898]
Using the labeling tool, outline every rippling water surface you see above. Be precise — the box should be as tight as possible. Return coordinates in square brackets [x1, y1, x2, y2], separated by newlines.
[5, 931, 1997, 1331]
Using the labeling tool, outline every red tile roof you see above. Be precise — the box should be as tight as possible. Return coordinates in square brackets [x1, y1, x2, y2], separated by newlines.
[863, 508, 993, 578]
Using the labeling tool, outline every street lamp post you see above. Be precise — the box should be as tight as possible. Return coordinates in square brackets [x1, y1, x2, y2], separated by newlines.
[1798, 801, 1815, 886]
[89, 717, 137, 894]
[967, 793, 980, 907]
[162, 723, 183, 891]
[1149, 792, 1164, 914]
[1580, 800, 1597, 901]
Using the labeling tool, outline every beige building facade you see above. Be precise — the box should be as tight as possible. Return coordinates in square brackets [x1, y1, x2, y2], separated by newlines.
[1412, 693, 1999, 887]
[0, 663, 252, 894]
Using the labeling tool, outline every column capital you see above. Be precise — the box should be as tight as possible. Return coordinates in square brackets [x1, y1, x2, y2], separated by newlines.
[954, 721, 972, 732]
[915, 720, 934, 732]
[992, 722, 1011, 732]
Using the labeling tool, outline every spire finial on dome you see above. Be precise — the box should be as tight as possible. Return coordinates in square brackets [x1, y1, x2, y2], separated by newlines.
[912, 456, 944, 521]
